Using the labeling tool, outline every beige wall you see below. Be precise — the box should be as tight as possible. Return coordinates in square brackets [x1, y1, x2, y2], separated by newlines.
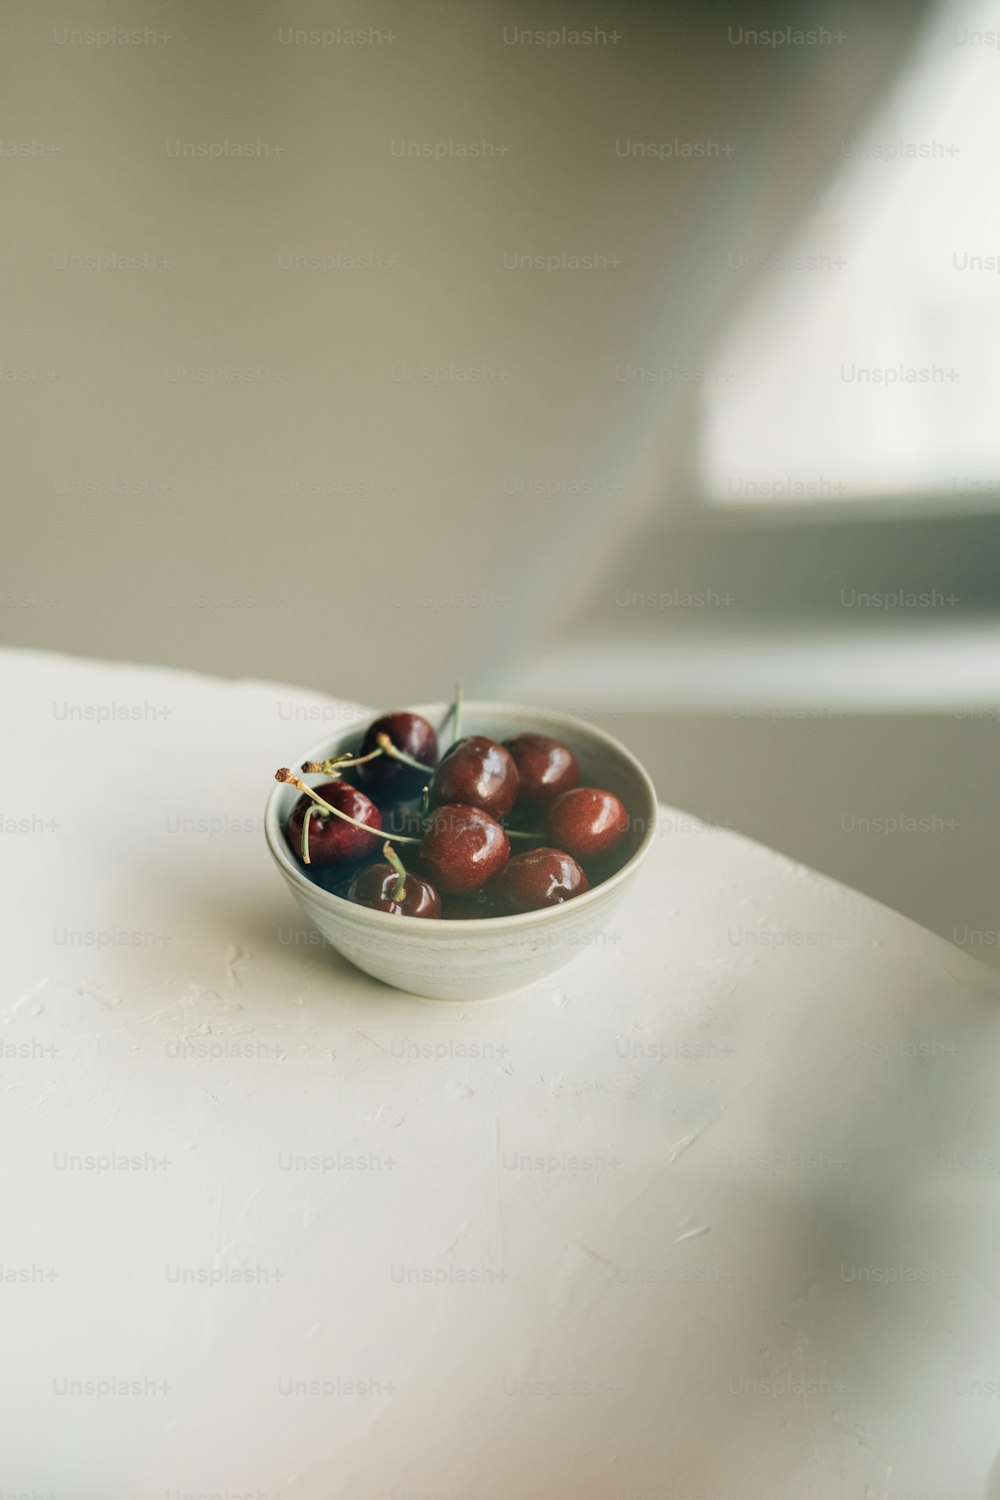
[1, 0, 929, 704]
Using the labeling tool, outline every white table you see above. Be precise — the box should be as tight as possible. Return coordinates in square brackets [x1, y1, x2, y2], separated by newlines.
[4, 648, 1000, 1500]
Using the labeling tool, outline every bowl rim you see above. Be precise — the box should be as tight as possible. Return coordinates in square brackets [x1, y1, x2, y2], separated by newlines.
[264, 700, 659, 935]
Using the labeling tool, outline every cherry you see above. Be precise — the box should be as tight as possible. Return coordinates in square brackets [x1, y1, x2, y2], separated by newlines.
[285, 780, 382, 866]
[491, 846, 589, 914]
[356, 711, 438, 798]
[311, 865, 359, 899]
[429, 736, 518, 819]
[503, 733, 579, 811]
[419, 804, 509, 893]
[382, 798, 427, 840]
[348, 844, 441, 918]
[547, 787, 629, 862]
[441, 887, 500, 920]
[275, 712, 635, 919]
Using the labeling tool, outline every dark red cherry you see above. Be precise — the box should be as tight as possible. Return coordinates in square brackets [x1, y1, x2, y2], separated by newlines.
[429, 736, 518, 818]
[491, 846, 589, 914]
[419, 804, 509, 893]
[311, 865, 360, 899]
[347, 862, 441, 918]
[381, 799, 427, 839]
[285, 781, 382, 867]
[441, 886, 501, 920]
[503, 734, 579, 811]
[547, 787, 629, 861]
[357, 711, 438, 798]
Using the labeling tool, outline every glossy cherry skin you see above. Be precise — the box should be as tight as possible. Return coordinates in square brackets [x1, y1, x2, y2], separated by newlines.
[285, 781, 382, 867]
[347, 862, 442, 918]
[491, 846, 589, 914]
[547, 787, 629, 862]
[503, 734, 579, 811]
[419, 803, 509, 893]
[429, 736, 518, 818]
[357, 711, 438, 799]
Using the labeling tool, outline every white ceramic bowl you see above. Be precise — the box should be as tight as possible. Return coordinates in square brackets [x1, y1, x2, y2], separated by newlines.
[265, 701, 658, 1000]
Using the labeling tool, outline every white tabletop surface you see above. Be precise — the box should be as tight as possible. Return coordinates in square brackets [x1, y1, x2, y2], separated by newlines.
[4, 647, 1000, 1500]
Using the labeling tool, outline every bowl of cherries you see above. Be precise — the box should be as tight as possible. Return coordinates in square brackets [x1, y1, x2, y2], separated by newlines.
[264, 696, 658, 999]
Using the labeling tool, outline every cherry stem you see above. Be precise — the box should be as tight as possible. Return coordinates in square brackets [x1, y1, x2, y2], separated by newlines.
[375, 732, 434, 774]
[381, 841, 408, 904]
[301, 804, 321, 864]
[420, 785, 430, 817]
[506, 827, 541, 839]
[452, 679, 463, 743]
[303, 748, 382, 775]
[274, 769, 421, 845]
[306, 738, 430, 777]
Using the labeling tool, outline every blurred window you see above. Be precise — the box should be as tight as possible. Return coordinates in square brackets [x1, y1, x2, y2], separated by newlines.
[699, 0, 1000, 510]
